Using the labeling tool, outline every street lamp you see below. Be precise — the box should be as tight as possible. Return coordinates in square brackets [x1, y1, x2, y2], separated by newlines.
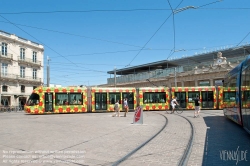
[174, 67, 177, 87]
[173, 6, 196, 14]
[47, 56, 50, 87]
[114, 66, 116, 87]
[174, 49, 186, 52]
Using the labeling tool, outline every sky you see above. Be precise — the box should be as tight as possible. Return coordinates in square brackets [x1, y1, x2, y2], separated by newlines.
[0, 0, 250, 87]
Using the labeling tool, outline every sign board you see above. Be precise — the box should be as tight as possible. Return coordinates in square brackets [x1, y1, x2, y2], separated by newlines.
[215, 80, 223, 86]
[133, 106, 143, 124]
[199, 81, 210, 86]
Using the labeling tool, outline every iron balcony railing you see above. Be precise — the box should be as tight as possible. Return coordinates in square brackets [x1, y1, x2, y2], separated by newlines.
[0, 53, 13, 60]
[0, 73, 42, 82]
[18, 56, 41, 66]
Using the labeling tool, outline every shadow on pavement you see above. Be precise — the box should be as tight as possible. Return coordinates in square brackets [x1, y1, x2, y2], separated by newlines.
[202, 116, 250, 166]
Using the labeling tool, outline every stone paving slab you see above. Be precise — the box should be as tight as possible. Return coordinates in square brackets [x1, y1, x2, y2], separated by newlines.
[182, 110, 250, 166]
[198, 110, 250, 166]
[0, 111, 165, 166]
[1, 110, 250, 166]
[120, 113, 191, 166]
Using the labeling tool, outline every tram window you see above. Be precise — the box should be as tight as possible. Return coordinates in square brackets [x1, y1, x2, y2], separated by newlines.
[143, 92, 166, 103]
[246, 67, 250, 86]
[55, 93, 68, 105]
[109, 93, 120, 104]
[227, 76, 237, 87]
[69, 93, 82, 105]
[188, 92, 199, 102]
[223, 92, 236, 102]
[27, 93, 39, 106]
[243, 91, 250, 101]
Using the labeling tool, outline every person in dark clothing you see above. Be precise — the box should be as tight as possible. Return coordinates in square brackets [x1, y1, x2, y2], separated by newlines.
[193, 95, 200, 118]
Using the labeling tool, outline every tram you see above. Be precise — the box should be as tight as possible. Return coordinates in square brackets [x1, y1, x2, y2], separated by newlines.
[25, 86, 88, 114]
[25, 85, 223, 114]
[138, 87, 170, 111]
[170, 86, 222, 110]
[223, 55, 250, 133]
[90, 87, 136, 112]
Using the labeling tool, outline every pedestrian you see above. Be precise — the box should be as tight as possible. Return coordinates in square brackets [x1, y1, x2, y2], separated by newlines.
[170, 96, 179, 114]
[123, 98, 129, 117]
[193, 95, 200, 118]
[112, 100, 120, 117]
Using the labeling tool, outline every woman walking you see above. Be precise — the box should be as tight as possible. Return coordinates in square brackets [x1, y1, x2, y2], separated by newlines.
[112, 100, 120, 117]
[193, 95, 200, 118]
[123, 98, 129, 117]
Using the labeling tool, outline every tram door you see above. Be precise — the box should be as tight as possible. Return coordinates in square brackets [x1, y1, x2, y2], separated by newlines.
[45, 93, 53, 112]
[122, 93, 134, 110]
[95, 93, 107, 111]
[175, 92, 186, 108]
[201, 91, 214, 108]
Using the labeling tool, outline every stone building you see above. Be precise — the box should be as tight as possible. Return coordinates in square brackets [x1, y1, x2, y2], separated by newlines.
[106, 45, 250, 88]
[0, 30, 44, 109]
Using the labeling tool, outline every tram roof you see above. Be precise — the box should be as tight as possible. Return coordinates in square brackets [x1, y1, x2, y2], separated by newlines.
[107, 44, 250, 75]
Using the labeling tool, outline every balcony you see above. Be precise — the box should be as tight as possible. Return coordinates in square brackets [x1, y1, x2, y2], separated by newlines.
[0, 53, 13, 62]
[18, 56, 41, 68]
[0, 73, 16, 82]
[17, 75, 42, 84]
[0, 73, 42, 85]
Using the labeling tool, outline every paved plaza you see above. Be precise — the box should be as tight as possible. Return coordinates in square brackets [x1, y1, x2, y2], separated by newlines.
[0, 110, 249, 166]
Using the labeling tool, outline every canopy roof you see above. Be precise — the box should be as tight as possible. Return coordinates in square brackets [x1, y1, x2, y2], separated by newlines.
[107, 45, 250, 75]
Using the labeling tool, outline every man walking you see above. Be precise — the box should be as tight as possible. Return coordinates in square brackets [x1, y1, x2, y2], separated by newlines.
[193, 95, 200, 118]
[170, 96, 179, 114]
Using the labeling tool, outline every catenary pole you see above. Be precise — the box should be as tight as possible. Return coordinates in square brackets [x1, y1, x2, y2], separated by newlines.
[47, 56, 50, 87]
[114, 67, 116, 88]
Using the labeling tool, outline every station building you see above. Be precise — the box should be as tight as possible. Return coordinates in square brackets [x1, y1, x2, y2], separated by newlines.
[0, 30, 44, 108]
[106, 44, 250, 88]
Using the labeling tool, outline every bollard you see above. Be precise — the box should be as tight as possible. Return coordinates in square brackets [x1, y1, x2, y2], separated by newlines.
[133, 106, 143, 124]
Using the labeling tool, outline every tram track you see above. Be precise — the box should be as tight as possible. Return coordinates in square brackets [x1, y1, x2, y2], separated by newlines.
[177, 114, 195, 166]
[112, 112, 195, 166]
[112, 112, 168, 166]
